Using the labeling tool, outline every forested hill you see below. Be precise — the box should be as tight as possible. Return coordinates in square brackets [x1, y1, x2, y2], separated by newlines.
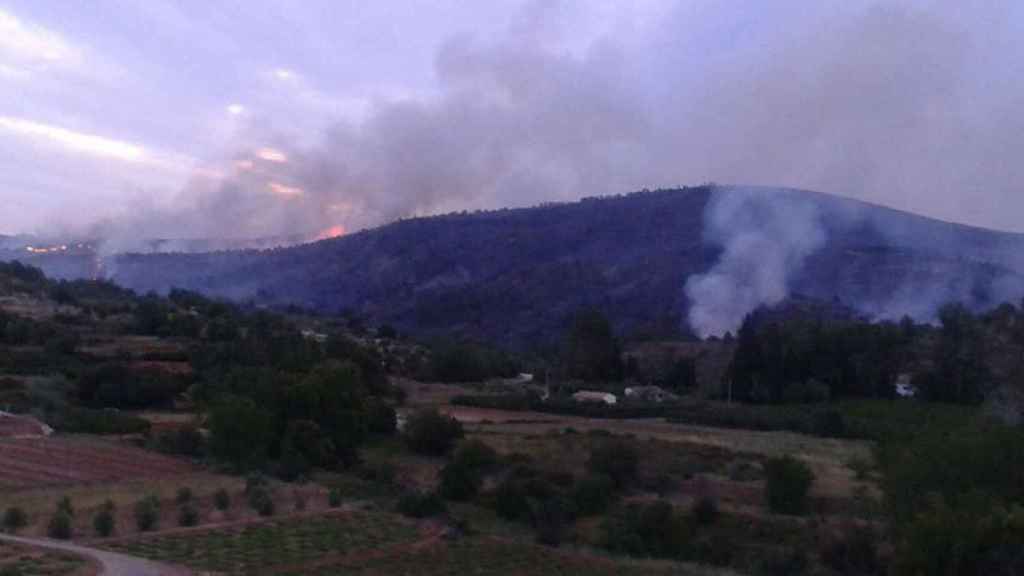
[16, 186, 1024, 346]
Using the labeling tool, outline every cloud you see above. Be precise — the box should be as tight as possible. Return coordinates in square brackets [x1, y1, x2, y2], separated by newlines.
[0, 116, 143, 161]
[0, 8, 80, 73]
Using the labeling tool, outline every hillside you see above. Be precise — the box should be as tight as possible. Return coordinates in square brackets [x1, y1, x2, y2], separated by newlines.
[8, 186, 1024, 346]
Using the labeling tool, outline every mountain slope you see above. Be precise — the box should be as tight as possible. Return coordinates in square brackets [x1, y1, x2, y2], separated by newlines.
[15, 186, 1024, 345]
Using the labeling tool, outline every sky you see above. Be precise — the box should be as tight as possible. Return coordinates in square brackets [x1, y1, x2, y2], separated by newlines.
[2, 0, 1023, 242]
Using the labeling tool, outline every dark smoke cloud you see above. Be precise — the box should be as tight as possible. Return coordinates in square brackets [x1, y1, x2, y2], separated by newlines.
[103, 1, 1024, 246]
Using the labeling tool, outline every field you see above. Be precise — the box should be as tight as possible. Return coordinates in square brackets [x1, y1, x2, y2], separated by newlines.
[0, 437, 195, 490]
[0, 540, 95, 576]
[284, 536, 740, 576]
[101, 510, 421, 575]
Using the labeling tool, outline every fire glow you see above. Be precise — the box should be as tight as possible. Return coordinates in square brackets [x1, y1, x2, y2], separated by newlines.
[315, 225, 346, 240]
[268, 182, 304, 198]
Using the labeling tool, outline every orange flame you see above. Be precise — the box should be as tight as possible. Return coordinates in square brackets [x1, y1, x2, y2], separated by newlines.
[315, 225, 346, 241]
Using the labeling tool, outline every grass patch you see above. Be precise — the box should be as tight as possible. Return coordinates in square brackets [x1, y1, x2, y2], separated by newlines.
[102, 511, 418, 575]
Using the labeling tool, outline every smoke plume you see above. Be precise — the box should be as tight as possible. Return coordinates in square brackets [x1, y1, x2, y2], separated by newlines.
[85, 0, 1024, 251]
[685, 188, 830, 338]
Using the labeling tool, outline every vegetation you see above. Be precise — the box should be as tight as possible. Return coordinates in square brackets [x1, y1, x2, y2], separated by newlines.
[134, 494, 161, 532]
[1, 507, 26, 533]
[764, 456, 814, 515]
[93, 500, 116, 537]
[403, 408, 464, 456]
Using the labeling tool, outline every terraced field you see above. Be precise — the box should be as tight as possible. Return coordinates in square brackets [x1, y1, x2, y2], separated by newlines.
[102, 511, 421, 575]
[0, 437, 195, 489]
[287, 537, 735, 576]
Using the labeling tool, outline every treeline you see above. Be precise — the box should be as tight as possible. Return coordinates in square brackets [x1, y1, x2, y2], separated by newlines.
[727, 301, 1024, 406]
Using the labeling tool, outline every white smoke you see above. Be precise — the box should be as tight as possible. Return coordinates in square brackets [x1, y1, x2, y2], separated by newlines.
[685, 188, 828, 338]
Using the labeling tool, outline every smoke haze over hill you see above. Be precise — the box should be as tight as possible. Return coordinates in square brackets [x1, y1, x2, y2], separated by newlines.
[4, 1, 1024, 242]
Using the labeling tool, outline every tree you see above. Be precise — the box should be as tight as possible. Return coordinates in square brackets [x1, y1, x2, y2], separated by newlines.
[93, 500, 116, 537]
[207, 397, 275, 471]
[404, 409, 464, 456]
[565, 309, 623, 382]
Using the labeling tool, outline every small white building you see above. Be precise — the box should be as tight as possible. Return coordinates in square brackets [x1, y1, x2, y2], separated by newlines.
[894, 374, 917, 398]
[572, 391, 617, 405]
[624, 385, 677, 403]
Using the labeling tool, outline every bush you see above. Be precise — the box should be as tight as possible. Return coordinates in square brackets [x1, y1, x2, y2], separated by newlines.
[572, 473, 616, 516]
[134, 494, 161, 532]
[328, 488, 342, 508]
[764, 456, 814, 515]
[155, 427, 205, 457]
[93, 501, 116, 537]
[245, 473, 269, 495]
[820, 524, 882, 575]
[293, 491, 307, 511]
[586, 442, 638, 489]
[213, 488, 231, 511]
[494, 477, 531, 521]
[453, 439, 499, 472]
[176, 487, 193, 505]
[357, 461, 397, 486]
[2, 507, 27, 533]
[439, 461, 483, 501]
[367, 401, 397, 435]
[532, 497, 573, 547]
[603, 500, 689, 558]
[404, 409, 464, 456]
[692, 496, 720, 526]
[47, 510, 73, 540]
[59, 407, 151, 435]
[248, 488, 275, 517]
[56, 495, 74, 518]
[178, 504, 199, 527]
[396, 491, 446, 518]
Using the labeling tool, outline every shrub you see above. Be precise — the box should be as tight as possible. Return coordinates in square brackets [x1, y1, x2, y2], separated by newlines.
[2, 507, 27, 533]
[293, 491, 307, 511]
[692, 496, 720, 526]
[494, 477, 531, 521]
[47, 510, 73, 540]
[56, 495, 74, 518]
[404, 409, 464, 456]
[328, 488, 342, 508]
[357, 461, 397, 485]
[134, 494, 161, 532]
[367, 401, 397, 435]
[586, 442, 638, 489]
[603, 500, 689, 558]
[176, 487, 193, 505]
[440, 461, 483, 502]
[93, 501, 116, 537]
[572, 473, 616, 516]
[764, 456, 814, 515]
[213, 488, 231, 511]
[453, 439, 499, 471]
[820, 524, 882, 575]
[396, 491, 446, 518]
[248, 488, 275, 517]
[155, 427, 205, 457]
[178, 504, 200, 527]
[532, 497, 573, 547]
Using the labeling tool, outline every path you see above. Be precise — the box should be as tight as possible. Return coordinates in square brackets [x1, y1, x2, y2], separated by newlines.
[0, 533, 189, 576]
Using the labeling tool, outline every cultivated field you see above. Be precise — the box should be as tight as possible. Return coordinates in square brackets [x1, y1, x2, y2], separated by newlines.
[102, 510, 421, 575]
[0, 539, 95, 576]
[0, 436, 195, 490]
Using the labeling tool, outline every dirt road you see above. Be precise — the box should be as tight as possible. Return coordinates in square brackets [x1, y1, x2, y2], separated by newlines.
[0, 533, 189, 576]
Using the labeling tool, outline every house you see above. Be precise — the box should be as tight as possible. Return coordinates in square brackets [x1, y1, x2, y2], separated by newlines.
[894, 374, 917, 398]
[624, 385, 678, 403]
[572, 391, 617, 405]
[300, 329, 328, 343]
